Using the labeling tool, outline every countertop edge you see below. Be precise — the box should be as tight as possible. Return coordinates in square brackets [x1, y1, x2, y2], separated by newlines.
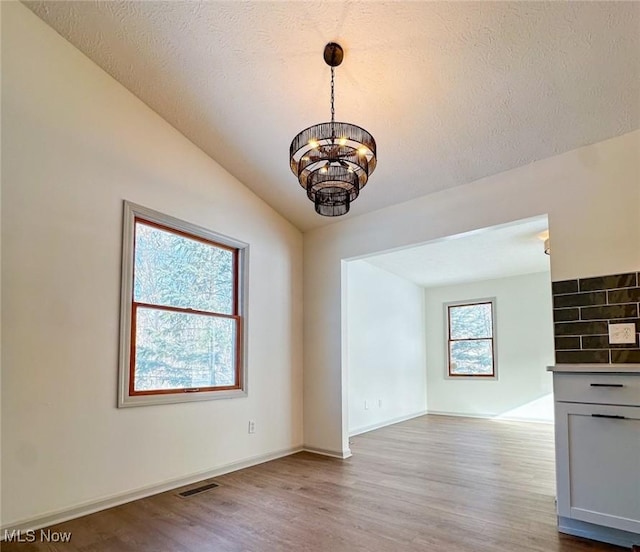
[547, 364, 640, 373]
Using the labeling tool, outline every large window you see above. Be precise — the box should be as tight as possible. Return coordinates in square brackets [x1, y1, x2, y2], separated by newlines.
[118, 202, 248, 407]
[447, 300, 496, 378]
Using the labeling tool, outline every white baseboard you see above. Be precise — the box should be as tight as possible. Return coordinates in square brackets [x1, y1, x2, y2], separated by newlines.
[349, 410, 428, 437]
[2, 445, 304, 535]
[303, 446, 352, 459]
[427, 410, 553, 424]
[558, 516, 640, 549]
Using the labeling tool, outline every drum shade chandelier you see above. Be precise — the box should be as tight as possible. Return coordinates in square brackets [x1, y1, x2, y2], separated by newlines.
[289, 43, 377, 217]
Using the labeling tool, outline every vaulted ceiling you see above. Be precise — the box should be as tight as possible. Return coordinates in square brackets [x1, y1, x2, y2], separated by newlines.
[25, 1, 640, 231]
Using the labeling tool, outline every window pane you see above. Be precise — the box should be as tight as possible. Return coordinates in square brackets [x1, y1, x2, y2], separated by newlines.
[449, 303, 492, 339]
[133, 307, 237, 392]
[134, 222, 234, 314]
[449, 339, 493, 375]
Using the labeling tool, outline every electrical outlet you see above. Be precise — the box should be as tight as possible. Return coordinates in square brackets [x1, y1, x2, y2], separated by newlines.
[378, 399, 382, 408]
[248, 420, 256, 434]
[364, 400, 369, 410]
[609, 323, 636, 344]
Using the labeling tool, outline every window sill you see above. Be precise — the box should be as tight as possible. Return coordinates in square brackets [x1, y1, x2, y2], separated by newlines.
[118, 388, 248, 408]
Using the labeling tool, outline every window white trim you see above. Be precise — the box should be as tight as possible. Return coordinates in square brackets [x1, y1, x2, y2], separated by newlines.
[443, 297, 498, 380]
[118, 201, 249, 407]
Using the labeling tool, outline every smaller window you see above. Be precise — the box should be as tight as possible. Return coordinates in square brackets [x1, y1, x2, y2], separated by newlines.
[447, 300, 496, 378]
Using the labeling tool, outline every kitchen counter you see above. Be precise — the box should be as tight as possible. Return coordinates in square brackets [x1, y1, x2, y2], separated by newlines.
[547, 363, 640, 373]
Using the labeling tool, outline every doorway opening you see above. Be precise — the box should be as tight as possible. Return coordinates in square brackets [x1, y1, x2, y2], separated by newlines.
[344, 215, 554, 437]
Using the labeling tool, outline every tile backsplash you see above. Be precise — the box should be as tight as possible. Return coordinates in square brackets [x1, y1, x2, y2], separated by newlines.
[552, 272, 640, 364]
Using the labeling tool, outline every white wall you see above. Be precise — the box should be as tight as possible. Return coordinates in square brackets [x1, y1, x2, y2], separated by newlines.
[347, 261, 427, 436]
[1, 3, 303, 528]
[424, 272, 555, 421]
[304, 129, 640, 456]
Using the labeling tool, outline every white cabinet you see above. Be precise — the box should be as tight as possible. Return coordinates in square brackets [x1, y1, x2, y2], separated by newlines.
[551, 369, 640, 548]
[555, 402, 640, 532]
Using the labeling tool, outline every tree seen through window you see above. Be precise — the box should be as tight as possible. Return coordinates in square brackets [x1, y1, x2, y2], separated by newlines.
[131, 220, 239, 393]
[447, 302, 495, 377]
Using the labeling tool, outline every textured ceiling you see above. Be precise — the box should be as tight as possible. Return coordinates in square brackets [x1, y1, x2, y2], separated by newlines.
[24, 1, 640, 231]
[365, 216, 550, 289]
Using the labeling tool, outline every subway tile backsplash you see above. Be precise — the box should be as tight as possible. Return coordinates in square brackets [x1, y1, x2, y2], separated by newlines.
[578, 273, 637, 292]
[552, 272, 640, 363]
[580, 304, 638, 320]
[554, 321, 608, 336]
[555, 350, 610, 364]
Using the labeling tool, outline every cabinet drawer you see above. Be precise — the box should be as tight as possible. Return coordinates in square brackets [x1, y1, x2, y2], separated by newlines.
[553, 373, 640, 406]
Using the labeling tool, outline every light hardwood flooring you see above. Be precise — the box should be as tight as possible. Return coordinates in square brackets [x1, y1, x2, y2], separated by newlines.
[3, 415, 625, 551]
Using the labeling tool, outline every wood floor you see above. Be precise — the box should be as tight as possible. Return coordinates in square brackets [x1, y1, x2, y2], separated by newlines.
[3, 415, 625, 551]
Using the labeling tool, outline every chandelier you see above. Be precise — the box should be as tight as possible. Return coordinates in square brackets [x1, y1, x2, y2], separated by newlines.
[289, 43, 377, 217]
